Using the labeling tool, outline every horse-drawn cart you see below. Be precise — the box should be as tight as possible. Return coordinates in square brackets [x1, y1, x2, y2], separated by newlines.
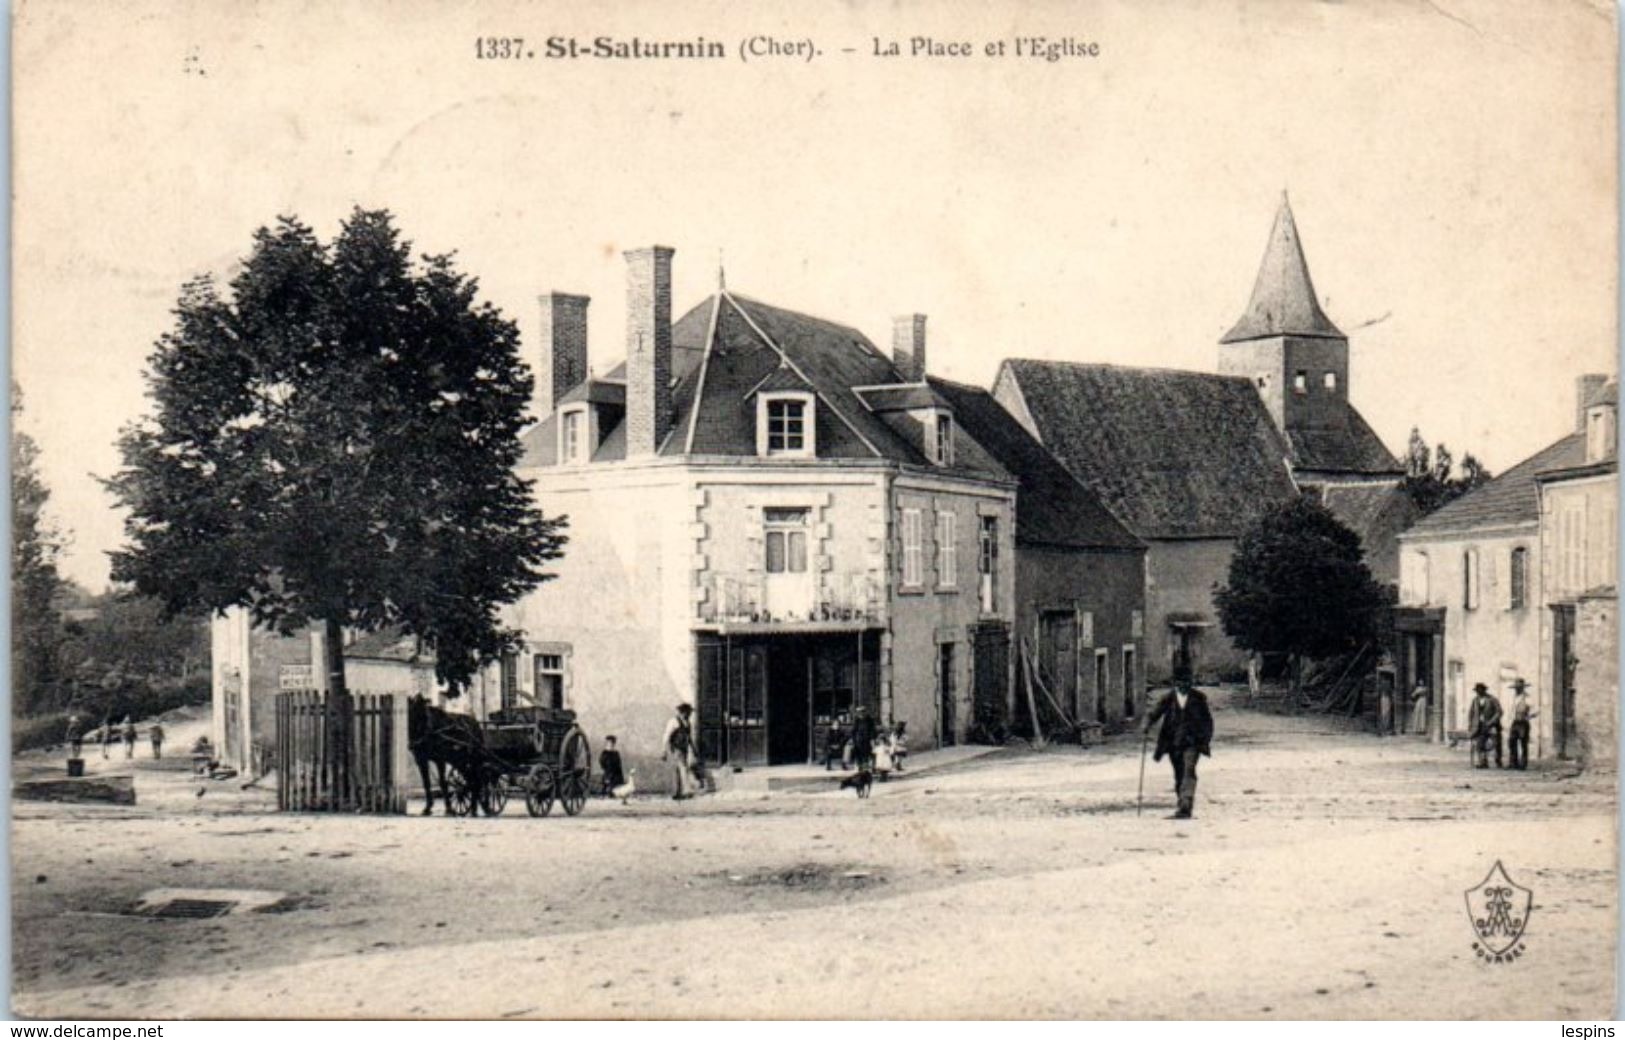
[414, 701, 593, 818]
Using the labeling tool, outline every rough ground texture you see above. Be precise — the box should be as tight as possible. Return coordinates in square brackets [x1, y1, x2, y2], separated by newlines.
[12, 688, 1616, 1019]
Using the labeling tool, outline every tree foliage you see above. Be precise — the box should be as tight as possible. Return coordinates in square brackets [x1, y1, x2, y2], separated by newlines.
[1215, 495, 1390, 665]
[11, 384, 68, 714]
[105, 209, 566, 695]
[1400, 427, 1493, 517]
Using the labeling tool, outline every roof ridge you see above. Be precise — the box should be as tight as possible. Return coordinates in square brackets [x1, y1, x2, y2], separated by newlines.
[1008, 357, 1257, 385]
[1407, 431, 1583, 532]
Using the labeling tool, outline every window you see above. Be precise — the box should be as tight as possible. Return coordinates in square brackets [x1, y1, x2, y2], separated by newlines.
[1323, 371, 1338, 391]
[1293, 370, 1308, 394]
[560, 407, 585, 464]
[1586, 406, 1615, 462]
[1560, 505, 1585, 593]
[936, 510, 957, 587]
[978, 515, 999, 613]
[757, 392, 814, 457]
[930, 413, 955, 466]
[499, 652, 519, 712]
[534, 653, 565, 710]
[1508, 547, 1528, 610]
[901, 508, 923, 587]
[764, 507, 809, 574]
[1463, 548, 1480, 609]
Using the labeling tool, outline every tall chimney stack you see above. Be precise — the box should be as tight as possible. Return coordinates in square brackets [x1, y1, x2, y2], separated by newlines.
[1577, 373, 1608, 432]
[625, 246, 675, 457]
[537, 292, 590, 419]
[893, 314, 927, 382]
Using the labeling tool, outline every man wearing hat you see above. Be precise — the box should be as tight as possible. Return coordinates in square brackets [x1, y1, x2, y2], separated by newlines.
[1507, 679, 1538, 770]
[661, 703, 697, 800]
[1142, 673, 1214, 819]
[1468, 683, 1504, 769]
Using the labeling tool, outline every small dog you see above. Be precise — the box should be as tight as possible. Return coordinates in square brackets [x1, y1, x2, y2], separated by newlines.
[838, 769, 873, 799]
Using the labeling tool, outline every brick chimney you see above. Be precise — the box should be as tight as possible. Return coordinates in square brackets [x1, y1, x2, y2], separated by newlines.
[537, 292, 590, 419]
[624, 246, 675, 457]
[1577, 373, 1608, 432]
[892, 314, 927, 381]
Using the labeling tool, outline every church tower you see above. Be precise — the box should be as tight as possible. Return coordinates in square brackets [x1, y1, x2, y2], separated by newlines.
[1218, 195, 1350, 438]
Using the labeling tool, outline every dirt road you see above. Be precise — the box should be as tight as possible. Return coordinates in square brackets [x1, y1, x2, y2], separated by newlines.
[12, 689, 1616, 1019]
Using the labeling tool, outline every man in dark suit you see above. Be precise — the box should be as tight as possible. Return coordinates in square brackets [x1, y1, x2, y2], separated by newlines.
[1468, 683, 1504, 769]
[1143, 676, 1214, 819]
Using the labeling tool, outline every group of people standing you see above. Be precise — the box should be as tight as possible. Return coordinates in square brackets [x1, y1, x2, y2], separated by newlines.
[823, 707, 907, 777]
[63, 714, 164, 761]
[1468, 679, 1537, 770]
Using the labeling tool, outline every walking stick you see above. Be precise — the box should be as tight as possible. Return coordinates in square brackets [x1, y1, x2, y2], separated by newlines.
[1136, 726, 1150, 816]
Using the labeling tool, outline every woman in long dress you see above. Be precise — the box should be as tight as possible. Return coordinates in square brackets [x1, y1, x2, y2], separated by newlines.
[1409, 683, 1430, 735]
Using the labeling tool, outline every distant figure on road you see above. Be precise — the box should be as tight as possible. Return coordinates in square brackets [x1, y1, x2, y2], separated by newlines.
[1468, 683, 1503, 769]
[823, 714, 848, 771]
[1508, 679, 1537, 770]
[598, 735, 625, 796]
[149, 723, 165, 760]
[1409, 682, 1431, 736]
[849, 705, 877, 772]
[1377, 678, 1395, 736]
[661, 704, 696, 801]
[1143, 676, 1214, 820]
[99, 714, 114, 758]
[120, 716, 137, 759]
[65, 714, 83, 760]
[891, 721, 908, 772]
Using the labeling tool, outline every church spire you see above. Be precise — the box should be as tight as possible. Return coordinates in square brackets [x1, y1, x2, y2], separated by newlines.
[1220, 193, 1345, 344]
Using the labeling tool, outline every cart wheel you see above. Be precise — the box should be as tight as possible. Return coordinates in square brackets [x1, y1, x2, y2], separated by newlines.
[559, 729, 592, 816]
[525, 766, 555, 818]
[446, 769, 474, 817]
[481, 776, 509, 817]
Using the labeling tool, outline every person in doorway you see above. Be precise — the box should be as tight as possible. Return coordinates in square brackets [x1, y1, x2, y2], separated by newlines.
[1409, 682, 1431, 736]
[824, 714, 848, 771]
[1468, 683, 1504, 769]
[99, 713, 114, 758]
[598, 735, 626, 796]
[849, 705, 878, 772]
[65, 714, 83, 760]
[1143, 675, 1214, 820]
[148, 722, 165, 760]
[891, 721, 908, 772]
[1508, 680, 1538, 770]
[661, 704, 696, 800]
[120, 716, 137, 759]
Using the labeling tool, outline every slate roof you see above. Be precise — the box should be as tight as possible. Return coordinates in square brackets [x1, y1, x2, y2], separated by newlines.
[1405, 433, 1585, 536]
[997, 360, 1299, 539]
[853, 384, 948, 412]
[557, 379, 625, 407]
[1288, 410, 1403, 476]
[1318, 483, 1413, 541]
[520, 291, 1010, 483]
[928, 377, 1143, 552]
[1222, 195, 1346, 344]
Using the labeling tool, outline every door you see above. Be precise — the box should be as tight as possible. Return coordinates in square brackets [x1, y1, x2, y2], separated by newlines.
[1552, 605, 1577, 758]
[767, 639, 811, 765]
[1122, 647, 1137, 719]
[938, 642, 957, 747]
[1094, 651, 1109, 724]
[1039, 612, 1078, 720]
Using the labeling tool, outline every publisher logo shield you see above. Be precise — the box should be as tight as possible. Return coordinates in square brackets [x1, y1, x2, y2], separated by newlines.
[1465, 861, 1532, 957]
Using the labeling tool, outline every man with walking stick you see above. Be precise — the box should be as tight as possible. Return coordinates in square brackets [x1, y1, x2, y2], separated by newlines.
[1142, 673, 1214, 820]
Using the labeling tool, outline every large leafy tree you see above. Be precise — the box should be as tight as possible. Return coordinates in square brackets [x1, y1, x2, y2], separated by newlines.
[106, 210, 567, 723]
[12, 384, 68, 714]
[1215, 495, 1389, 693]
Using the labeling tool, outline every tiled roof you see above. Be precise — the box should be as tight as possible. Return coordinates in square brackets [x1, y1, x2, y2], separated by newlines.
[997, 360, 1299, 539]
[1222, 195, 1345, 344]
[929, 377, 1144, 552]
[1405, 433, 1584, 536]
[1288, 409, 1402, 476]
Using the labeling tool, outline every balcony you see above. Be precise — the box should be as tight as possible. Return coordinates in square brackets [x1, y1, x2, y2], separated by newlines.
[696, 570, 884, 632]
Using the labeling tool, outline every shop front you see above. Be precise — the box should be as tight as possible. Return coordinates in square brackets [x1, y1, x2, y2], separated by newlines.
[694, 625, 882, 767]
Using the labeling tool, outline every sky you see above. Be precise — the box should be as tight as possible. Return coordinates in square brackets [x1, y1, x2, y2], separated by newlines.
[13, 0, 1618, 591]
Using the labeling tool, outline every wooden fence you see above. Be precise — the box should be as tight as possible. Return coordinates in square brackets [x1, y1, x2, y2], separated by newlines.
[275, 691, 410, 813]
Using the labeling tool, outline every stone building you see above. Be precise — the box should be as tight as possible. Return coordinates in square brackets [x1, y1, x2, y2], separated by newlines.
[994, 197, 1408, 681]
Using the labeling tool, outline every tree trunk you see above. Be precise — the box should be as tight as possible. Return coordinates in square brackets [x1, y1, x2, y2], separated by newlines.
[322, 616, 355, 811]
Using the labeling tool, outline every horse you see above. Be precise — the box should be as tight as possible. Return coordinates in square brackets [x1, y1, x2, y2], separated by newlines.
[407, 694, 489, 816]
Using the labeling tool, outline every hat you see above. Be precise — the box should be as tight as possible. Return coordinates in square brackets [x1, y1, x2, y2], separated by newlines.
[676, 703, 693, 715]
[1512, 678, 1528, 693]
[1473, 682, 1489, 694]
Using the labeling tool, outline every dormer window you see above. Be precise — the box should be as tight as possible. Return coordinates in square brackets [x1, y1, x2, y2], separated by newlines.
[757, 391, 815, 458]
[929, 411, 955, 466]
[559, 405, 588, 465]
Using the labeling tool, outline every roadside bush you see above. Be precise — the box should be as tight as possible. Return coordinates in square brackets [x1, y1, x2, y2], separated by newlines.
[12, 677, 209, 753]
[12, 711, 73, 754]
